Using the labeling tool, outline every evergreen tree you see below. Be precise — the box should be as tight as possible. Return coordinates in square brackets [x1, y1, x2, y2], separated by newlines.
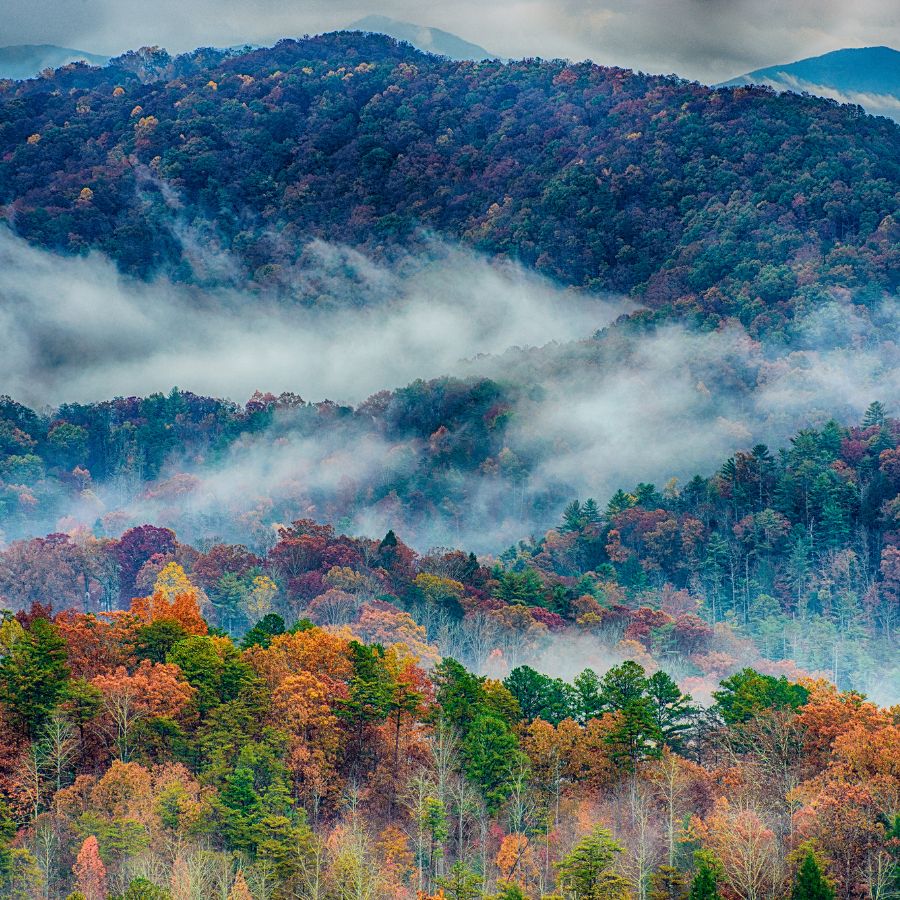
[646, 671, 697, 752]
[862, 401, 886, 428]
[600, 661, 662, 768]
[432, 657, 486, 734]
[461, 712, 523, 811]
[504, 665, 576, 725]
[556, 826, 630, 900]
[561, 499, 584, 533]
[0, 617, 70, 737]
[790, 851, 834, 900]
[574, 668, 605, 723]
[240, 613, 286, 650]
[0, 796, 14, 880]
[437, 861, 485, 900]
[689, 855, 722, 900]
[650, 865, 689, 900]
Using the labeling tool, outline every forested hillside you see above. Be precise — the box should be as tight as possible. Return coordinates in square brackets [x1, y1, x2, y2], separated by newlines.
[2, 27, 900, 900]
[1, 400, 897, 696]
[0, 489, 898, 897]
[1, 32, 898, 334]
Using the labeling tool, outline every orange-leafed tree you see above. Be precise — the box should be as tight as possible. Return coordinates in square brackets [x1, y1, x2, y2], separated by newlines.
[693, 797, 781, 900]
[91, 660, 195, 760]
[73, 835, 107, 900]
[272, 670, 346, 805]
[128, 562, 208, 635]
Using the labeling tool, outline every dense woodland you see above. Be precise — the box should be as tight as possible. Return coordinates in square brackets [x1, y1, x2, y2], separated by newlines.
[1, 28, 899, 900]
[0, 393, 899, 695]
[1, 33, 898, 336]
[0, 506, 898, 897]
[0, 404, 897, 896]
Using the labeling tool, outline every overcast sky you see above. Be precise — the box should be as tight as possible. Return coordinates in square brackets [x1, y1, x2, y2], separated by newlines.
[1, 0, 898, 82]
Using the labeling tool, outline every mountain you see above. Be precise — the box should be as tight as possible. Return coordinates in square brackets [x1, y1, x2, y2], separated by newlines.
[348, 14, 494, 60]
[1, 32, 898, 338]
[724, 46, 900, 120]
[0, 43, 109, 80]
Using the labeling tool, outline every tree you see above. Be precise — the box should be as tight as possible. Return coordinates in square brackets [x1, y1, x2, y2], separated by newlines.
[241, 613, 286, 649]
[339, 641, 395, 773]
[504, 665, 575, 725]
[461, 712, 523, 812]
[600, 662, 662, 769]
[0, 617, 70, 737]
[791, 851, 834, 900]
[646, 671, 696, 752]
[228, 870, 253, 900]
[0, 797, 15, 880]
[120, 878, 172, 899]
[73, 836, 106, 900]
[432, 657, 486, 733]
[91, 660, 194, 760]
[132, 619, 188, 663]
[556, 826, 630, 900]
[689, 855, 722, 900]
[167, 634, 255, 714]
[574, 668, 605, 722]
[436, 860, 484, 900]
[651, 866, 689, 900]
[713, 669, 809, 726]
[695, 799, 778, 900]
[862, 401, 886, 429]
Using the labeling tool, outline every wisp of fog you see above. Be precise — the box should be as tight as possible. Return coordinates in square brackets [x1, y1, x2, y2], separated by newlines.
[0, 228, 626, 408]
[1, 228, 898, 553]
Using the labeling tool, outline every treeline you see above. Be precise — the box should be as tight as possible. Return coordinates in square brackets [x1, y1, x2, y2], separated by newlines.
[508, 399, 900, 697]
[0, 397, 898, 694]
[0, 380, 520, 543]
[1, 32, 898, 334]
[0, 578, 897, 899]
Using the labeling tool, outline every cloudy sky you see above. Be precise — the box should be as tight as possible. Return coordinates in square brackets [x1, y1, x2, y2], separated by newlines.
[2, 0, 897, 82]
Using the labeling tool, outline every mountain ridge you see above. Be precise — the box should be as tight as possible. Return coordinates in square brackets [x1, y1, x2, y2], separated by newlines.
[0, 43, 109, 80]
[1, 32, 898, 338]
[348, 14, 495, 60]
[723, 45, 900, 120]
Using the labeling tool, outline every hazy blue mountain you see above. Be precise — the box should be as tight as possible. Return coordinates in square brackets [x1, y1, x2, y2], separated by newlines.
[724, 46, 900, 120]
[348, 15, 494, 60]
[0, 44, 109, 80]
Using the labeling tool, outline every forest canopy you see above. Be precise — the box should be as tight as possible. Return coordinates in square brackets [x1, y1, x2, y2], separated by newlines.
[1, 32, 898, 336]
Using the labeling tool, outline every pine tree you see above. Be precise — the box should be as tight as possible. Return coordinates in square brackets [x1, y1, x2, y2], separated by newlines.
[862, 401, 886, 428]
[561, 499, 584, 532]
[0, 617, 70, 737]
[790, 851, 834, 900]
[556, 826, 630, 900]
[437, 860, 484, 900]
[0, 797, 14, 880]
[650, 865, 689, 900]
[689, 856, 722, 900]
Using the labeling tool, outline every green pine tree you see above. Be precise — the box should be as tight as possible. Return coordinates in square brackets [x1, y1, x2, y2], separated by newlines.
[790, 851, 834, 900]
[689, 855, 722, 900]
[556, 826, 630, 900]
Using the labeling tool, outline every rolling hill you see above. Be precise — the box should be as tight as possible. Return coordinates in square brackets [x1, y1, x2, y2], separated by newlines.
[0, 32, 897, 337]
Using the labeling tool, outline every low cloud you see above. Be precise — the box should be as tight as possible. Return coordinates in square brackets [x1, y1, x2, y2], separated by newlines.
[2, 230, 898, 554]
[729, 72, 900, 121]
[0, 228, 624, 408]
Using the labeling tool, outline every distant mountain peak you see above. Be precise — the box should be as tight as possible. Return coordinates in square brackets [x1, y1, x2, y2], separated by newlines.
[347, 15, 494, 61]
[723, 45, 900, 121]
[0, 43, 109, 80]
